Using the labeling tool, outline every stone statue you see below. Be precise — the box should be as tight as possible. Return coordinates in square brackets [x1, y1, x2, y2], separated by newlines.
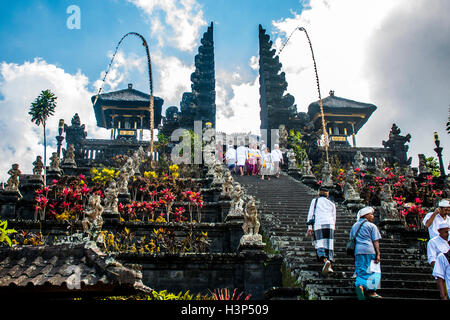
[228, 183, 245, 217]
[353, 151, 366, 171]
[278, 124, 289, 151]
[343, 165, 361, 202]
[117, 157, 135, 194]
[418, 154, 430, 176]
[287, 149, 297, 170]
[63, 144, 76, 166]
[49, 152, 62, 173]
[240, 196, 264, 247]
[5, 164, 21, 192]
[211, 163, 224, 186]
[131, 151, 141, 175]
[375, 158, 386, 177]
[321, 162, 333, 188]
[301, 158, 313, 176]
[32, 156, 44, 176]
[404, 165, 416, 189]
[379, 184, 401, 222]
[221, 170, 234, 198]
[82, 193, 104, 242]
[103, 180, 119, 214]
[242, 197, 261, 236]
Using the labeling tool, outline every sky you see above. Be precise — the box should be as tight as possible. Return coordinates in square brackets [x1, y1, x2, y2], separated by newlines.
[0, 0, 448, 181]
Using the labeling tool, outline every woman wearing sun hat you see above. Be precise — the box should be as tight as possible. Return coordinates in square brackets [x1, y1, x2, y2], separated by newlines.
[350, 206, 382, 299]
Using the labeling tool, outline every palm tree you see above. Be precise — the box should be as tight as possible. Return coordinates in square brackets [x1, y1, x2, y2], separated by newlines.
[29, 89, 57, 185]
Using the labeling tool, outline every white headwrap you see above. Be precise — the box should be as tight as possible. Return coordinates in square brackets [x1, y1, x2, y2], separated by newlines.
[357, 206, 374, 220]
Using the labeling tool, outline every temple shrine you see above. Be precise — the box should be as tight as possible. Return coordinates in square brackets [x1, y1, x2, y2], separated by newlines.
[91, 83, 164, 141]
[307, 90, 377, 148]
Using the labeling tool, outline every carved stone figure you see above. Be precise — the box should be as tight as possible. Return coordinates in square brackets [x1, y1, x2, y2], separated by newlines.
[404, 165, 416, 189]
[5, 164, 21, 192]
[63, 144, 77, 167]
[228, 183, 245, 217]
[132, 151, 141, 175]
[242, 197, 261, 236]
[278, 124, 289, 150]
[301, 158, 313, 176]
[321, 162, 333, 188]
[375, 158, 386, 177]
[117, 157, 135, 194]
[32, 156, 44, 176]
[353, 151, 366, 171]
[211, 163, 224, 186]
[82, 193, 104, 241]
[418, 154, 431, 176]
[103, 180, 119, 214]
[343, 165, 361, 202]
[379, 184, 401, 222]
[287, 149, 297, 170]
[221, 170, 234, 198]
[382, 123, 412, 165]
[49, 152, 62, 173]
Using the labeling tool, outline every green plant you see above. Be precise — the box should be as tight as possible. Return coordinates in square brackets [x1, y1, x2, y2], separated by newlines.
[0, 220, 17, 246]
[425, 156, 440, 177]
[29, 89, 57, 185]
[287, 130, 308, 167]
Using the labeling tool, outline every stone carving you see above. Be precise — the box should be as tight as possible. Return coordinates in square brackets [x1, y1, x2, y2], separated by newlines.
[418, 154, 431, 176]
[379, 184, 401, 222]
[278, 124, 289, 151]
[228, 183, 245, 217]
[321, 162, 333, 188]
[103, 180, 119, 215]
[32, 156, 44, 176]
[117, 157, 135, 194]
[375, 158, 386, 177]
[211, 163, 223, 186]
[62, 144, 77, 167]
[49, 152, 62, 173]
[343, 166, 361, 202]
[64, 113, 87, 161]
[404, 165, 416, 189]
[132, 151, 142, 175]
[353, 151, 366, 171]
[240, 197, 264, 247]
[221, 170, 234, 198]
[287, 149, 297, 170]
[82, 193, 104, 242]
[5, 164, 21, 192]
[301, 158, 313, 176]
[382, 123, 412, 165]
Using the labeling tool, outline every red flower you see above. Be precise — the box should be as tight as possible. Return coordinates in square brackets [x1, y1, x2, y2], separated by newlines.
[79, 174, 86, 181]
[415, 198, 422, 204]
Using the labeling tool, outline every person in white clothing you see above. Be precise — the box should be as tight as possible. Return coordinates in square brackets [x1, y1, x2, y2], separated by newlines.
[236, 143, 248, 176]
[306, 188, 337, 275]
[427, 222, 450, 267]
[433, 250, 450, 300]
[271, 144, 284, 178]
[225, 145, 237, 174]
[423, 199, 450, 239]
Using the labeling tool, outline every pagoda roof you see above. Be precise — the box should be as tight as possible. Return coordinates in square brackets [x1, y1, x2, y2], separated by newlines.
[91, 84, 163, 129]
[307, 92, 377, 134]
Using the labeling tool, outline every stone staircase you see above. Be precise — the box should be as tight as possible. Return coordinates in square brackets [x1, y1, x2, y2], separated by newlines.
[235, 172, 439, 300]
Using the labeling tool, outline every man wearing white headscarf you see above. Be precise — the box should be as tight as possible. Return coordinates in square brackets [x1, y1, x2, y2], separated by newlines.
[350, 206, 382, 299]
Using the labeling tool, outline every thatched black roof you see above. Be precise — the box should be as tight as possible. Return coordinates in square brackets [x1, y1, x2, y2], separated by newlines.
[307, 92, 377, 134]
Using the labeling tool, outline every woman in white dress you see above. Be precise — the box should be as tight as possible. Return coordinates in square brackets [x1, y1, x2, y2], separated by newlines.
[260, 147, 274, 180]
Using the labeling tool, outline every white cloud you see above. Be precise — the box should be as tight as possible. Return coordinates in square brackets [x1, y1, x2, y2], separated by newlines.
[128, 0, 207, 52]
[225, 0, 449, 168]
[152, 52, 194, 109]
[0, 58, 108, 181]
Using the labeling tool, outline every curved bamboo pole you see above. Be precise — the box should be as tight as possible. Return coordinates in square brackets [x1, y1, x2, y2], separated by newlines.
[92, 32, 155, 167]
